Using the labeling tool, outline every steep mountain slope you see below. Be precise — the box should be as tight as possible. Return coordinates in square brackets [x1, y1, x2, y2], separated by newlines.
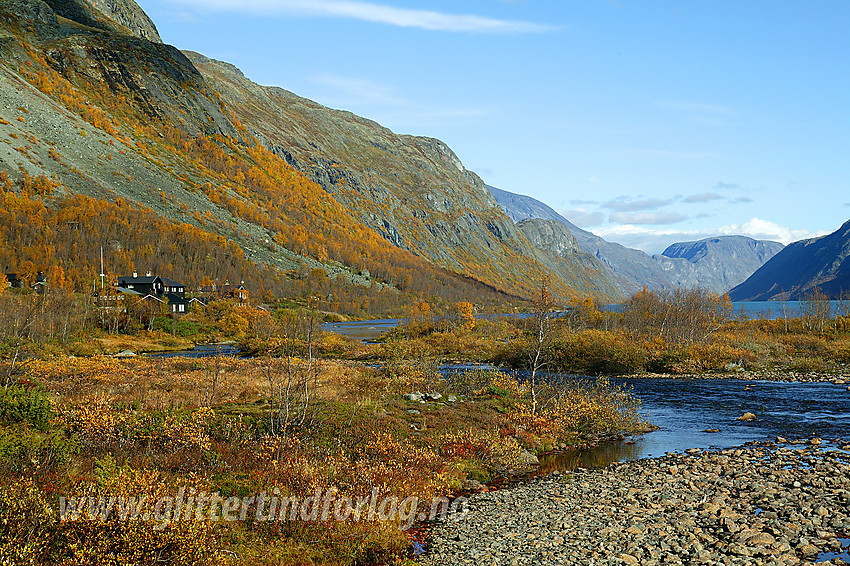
[490, 186, 782, 295]
[653, 236, 784, 293]
[0, 0, 621, 308]
[0, 0, 504, 310]
[489, 185, 677, 294]
[184, 52, 620, 301]
[729, 220, 850, 301]
[515, 218, 622, 300]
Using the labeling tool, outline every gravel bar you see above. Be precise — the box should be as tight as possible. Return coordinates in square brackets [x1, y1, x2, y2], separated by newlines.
[420, 441, 850, 565]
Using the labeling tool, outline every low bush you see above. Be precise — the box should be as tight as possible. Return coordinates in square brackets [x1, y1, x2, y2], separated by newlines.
[0, 385, 53, 432]
[549, 330, 648, 375]
[0, 425, 76, 472]
[788, 356, 828, 373]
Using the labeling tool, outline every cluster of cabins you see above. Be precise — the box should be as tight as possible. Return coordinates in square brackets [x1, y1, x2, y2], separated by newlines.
[112, 272, 248, 314]
[4, 272, 47, 294]
[5, 270, 248, 315]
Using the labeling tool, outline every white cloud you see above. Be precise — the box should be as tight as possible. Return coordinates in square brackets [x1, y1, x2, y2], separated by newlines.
[593, 224, 697, 253]
[592, 217, 827, 254]
[603, 197, 673, 212]
[716, 218, 825, 245]
[558, 208, 604, 227]
[684, 192, 723, 203]
[174, 0, 555, 33]
[609, 211, 687, 225]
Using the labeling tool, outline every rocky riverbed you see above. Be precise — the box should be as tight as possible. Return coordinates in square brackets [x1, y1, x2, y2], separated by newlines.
[622, 370, 850, 385]
[420, 441, 850, 565]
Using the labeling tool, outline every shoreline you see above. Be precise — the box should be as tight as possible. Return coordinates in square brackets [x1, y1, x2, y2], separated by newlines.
[613, 370, 850, 384]
[420, 440, 850, 565]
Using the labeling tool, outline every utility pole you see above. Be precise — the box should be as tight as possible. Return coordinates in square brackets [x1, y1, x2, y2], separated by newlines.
[99, 246, 105, 290]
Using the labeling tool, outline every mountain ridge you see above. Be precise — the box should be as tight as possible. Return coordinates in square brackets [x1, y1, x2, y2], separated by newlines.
[183, 50, 621, 301]
[729, 220, 850, 301]
[489, 185, 783, 295]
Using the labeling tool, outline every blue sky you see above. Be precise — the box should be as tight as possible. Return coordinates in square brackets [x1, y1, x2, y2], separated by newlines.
[136, 0, 849, 254]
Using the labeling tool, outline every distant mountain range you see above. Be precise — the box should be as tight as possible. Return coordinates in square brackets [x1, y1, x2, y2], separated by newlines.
[729, 220, 850, 301]
[489, 186, 784, 295]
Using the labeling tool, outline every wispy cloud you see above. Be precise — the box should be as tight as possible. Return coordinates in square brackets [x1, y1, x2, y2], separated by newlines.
[714, 181, 741, 190]
[684, 192, 723, 203]
[659, 101, 737, 116]
[658, 101, 737, 126]
[603, 197, 673, 212]
[304, 73, 494, 127]
[557, 208, 604, 227]
[609, 211, 687, 225]
[731, 196, 753, 204]
[174, 0, 555, 33]
[593, 217, 825, 254]
[157, 10, 202, 23]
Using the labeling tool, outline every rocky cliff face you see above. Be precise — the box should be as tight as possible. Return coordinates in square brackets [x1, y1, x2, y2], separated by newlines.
[516, 218, 623, 300]
[83, 0, 161, 42]
[0, 0, 321, 277]
[42, 0, 161, 42]
[729, 220, 850, 301]
[517, 218, 581, 257]
[6, 1, 233, 138]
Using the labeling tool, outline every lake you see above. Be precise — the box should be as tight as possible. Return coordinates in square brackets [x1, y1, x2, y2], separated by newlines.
[321, 301, 848, 343]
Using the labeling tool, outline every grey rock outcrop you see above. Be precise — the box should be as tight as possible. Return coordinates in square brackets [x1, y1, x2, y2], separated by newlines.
[2, 0, 57, 25]
[84, 0, 162, 42]
[516, 218, 580, 257]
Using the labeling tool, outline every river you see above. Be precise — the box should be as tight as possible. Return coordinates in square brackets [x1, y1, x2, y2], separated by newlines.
[533, 375, 850, 472]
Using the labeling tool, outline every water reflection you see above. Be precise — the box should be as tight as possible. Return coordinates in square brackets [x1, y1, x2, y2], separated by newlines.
[538, 442, 645, 475]
[319, 319, 400, 343]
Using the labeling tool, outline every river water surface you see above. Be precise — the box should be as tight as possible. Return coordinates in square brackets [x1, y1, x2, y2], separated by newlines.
[538, 376, 850, 472]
